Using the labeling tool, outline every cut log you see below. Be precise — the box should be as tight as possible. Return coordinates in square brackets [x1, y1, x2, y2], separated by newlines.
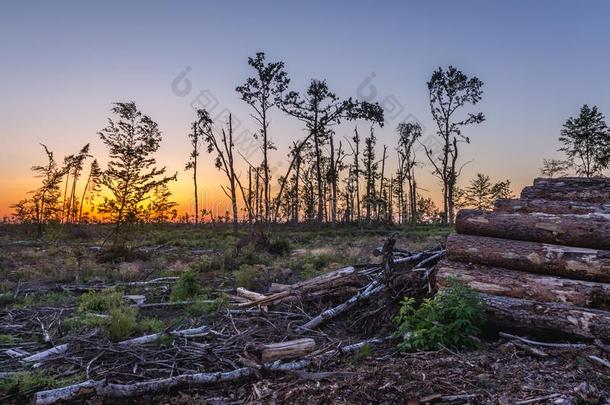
[494, 199, 610, 215]
[446, 234, 610, 282]
[268, 283, 290, 293]
[481, 294, 610, 340]
[290, 266, 360, 293]
[455, 209, 610, 250]
[436, 259, 610, 309]
[521, 177, 610, 203]
[532, 177, 610, 188]
[245, 338, 316, 363]
[236, 287, 267, 302]
[22, 344, 68, 363]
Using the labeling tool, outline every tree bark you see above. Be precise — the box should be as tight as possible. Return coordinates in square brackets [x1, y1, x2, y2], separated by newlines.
[446, 234, 610, 282]
[245, 338, 315, 363]
[455, 209, 610, 250]
[481, 294, 610, 340]
[436, 259, 610, 309]
[494, 198, 610, 215]
[521, 177, 610, 203]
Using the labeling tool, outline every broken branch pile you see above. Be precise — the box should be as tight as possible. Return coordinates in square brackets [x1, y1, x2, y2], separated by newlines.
[1, 242, 443, 404]
[437, 177, 610, 339]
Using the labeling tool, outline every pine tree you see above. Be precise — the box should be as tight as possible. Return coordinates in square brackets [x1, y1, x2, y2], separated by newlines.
[98, 102, 177, 245]
[559, 104, 610, 177]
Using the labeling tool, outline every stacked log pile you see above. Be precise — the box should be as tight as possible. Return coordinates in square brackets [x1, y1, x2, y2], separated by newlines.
[437, 177, 610, 340]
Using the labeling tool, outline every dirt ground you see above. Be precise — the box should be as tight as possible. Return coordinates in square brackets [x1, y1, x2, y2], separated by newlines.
[121, 339, 609, 405]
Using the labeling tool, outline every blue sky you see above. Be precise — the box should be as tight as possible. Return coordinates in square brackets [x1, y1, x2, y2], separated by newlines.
[1, 0, 609, 215]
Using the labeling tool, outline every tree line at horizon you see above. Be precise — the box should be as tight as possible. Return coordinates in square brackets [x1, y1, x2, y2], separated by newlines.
[10, 53, 610, 241]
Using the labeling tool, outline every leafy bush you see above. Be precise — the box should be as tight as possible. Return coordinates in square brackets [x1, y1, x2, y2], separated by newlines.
[170, 270, 200, 301]
[186, 295, 227, 316]
[138, 318, 165, 333]
[234, 264, 258, 289]
[70, 288, 164, 341]
[268, 237, 291, 256]
[78, 289, 124, 313]
[0, 334, 15, 345]
[106, 306, 138, 341]
[394, 278, 485, 351]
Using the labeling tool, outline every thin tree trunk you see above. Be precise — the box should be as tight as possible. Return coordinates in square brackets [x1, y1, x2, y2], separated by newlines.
[78, 171, 92, 223]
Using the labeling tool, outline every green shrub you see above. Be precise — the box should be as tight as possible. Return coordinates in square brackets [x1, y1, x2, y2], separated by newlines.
[0, 334, 15, 345]
[63, 313, 108, 331]
[268, 238, 291, 256]
[394, 277, 485, 351]
[170, 270, 200, 301]
[78, 289, 124, 313]
[0, 371, 83, 400]
[234, 264, 258, 289]
[186, 295, 227, 316]
[156, 333, 173, 347]
[107, 306, 138, 341]
[138, 318, 165, 333]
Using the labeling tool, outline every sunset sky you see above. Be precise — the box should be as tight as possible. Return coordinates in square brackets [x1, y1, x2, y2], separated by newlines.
[1, 1, 609, 219]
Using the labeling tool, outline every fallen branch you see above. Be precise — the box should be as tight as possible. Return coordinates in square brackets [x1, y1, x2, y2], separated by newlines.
[588, 355, 610, 369]
[134, 300, 215, 309]
[118, 325, 209, 346]
[498, 332, 589, 349]
[297, 280, 385, 333]
[35, 337, 388, 404]
[22, 344, 68, 363]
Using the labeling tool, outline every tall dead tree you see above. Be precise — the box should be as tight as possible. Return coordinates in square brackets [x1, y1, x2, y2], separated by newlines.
[185, 112, 204, 224]
[279, 79, 383, 223]
[78, 159, 102, 222]
[362, 127, 379, 222]
[67, 144, 91, 223]
[396, 122, 422, 224]
[424, 66, 485, 224]
[349, 128, 362, 222]
[201, 110, 241, 232]
[236, 52, 290, 222]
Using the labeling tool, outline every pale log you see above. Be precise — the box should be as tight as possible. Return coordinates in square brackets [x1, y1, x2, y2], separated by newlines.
[246, 338, 316, 363]
[446, 234, 610, 282]
[481, 294, 610, 340]
[521, 177, 610, 203]
[455, 209, 610, 250]
[436, 259, 610, 309]
[494, 199, 610, 215]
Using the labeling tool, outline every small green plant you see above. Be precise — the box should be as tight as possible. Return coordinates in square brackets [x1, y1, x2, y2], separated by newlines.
[138, 318, 165, 333]
[78, 289, 124, 313]
[234, 264, 258, 289]
[394, 277, 485, 351]
[156, 333, 173, 347]
[268, 237, 291, 255]
[353, 343, 373, 363]
[170, 270, 200, 301]
[106, 306, 138, 341]
[12, 291, 71, 309]
[186, 295, 228, 316]
[0, 371, 83, 401]
[63, 313, 108, 331]
[0, 334, 15, 345]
